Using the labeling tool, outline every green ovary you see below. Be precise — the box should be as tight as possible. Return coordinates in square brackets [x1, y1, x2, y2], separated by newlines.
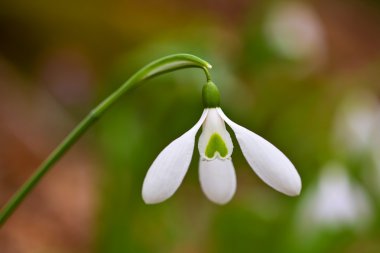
[205, 133, 228, 158]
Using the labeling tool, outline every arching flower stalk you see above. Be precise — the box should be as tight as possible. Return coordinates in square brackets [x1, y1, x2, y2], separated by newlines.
[0, 53, 302, 227]
[0, 54, 213, 226]
[143, 81, 302, 204]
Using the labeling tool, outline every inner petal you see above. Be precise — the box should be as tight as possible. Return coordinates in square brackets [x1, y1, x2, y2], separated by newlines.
[198, 108, 233, 160]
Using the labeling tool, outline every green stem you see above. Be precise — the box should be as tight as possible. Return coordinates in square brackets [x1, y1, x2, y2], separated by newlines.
[0, 53, 212, 226]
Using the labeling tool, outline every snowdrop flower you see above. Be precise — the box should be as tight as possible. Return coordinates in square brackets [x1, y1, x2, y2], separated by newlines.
[333, 90, 379, 154]
[264, 2, 326, 64]
[297, 162, 372, 232]
[142, 81, 301, 204]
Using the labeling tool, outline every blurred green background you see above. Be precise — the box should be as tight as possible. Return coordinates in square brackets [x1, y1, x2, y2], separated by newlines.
[1, 0, 380, 252]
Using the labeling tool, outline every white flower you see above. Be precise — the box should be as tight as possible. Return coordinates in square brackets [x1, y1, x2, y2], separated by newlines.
[333, 90, 380, 154]
[142, 107, 301, 204]
[264, 2, 326, 64]
[297, 162, 372, 232]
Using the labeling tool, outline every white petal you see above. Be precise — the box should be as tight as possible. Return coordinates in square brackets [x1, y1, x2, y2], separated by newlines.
[217, 108, 301, 196]
[142, 109, 209, 204]
[199, 158, 236, 204]
[198, 108, 233, 160]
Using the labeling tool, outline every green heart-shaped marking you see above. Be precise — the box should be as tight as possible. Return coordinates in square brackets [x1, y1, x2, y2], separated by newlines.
[205, 133, 228, 159]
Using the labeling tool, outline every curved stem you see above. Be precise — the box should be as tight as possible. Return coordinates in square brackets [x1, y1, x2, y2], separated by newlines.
[0, 53, 212, 226]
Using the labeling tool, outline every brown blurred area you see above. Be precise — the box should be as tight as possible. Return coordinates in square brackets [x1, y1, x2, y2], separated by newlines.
[0, 0, 379, 253]
[316, 0, 380, 70]
[0, 59, 98, 252]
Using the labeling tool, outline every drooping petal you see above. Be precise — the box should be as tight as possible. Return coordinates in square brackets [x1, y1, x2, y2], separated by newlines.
[142, 109, 209, 204]
[217, 108, 301, 196]
[199, 158, 236, 204]
[198, 108, 233, 160]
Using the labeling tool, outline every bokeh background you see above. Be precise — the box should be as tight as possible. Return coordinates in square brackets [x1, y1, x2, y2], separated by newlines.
[1, 0, 380, 252]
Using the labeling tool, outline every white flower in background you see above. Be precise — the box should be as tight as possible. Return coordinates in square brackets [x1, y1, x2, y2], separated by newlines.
[333, 90, 380, 200]
[333, 90, 379, 154]
[367, 109, 380, 195]
[297, 162, 372, 232]
[142, 81, 301, 204]
[264, 2, 327, 66]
